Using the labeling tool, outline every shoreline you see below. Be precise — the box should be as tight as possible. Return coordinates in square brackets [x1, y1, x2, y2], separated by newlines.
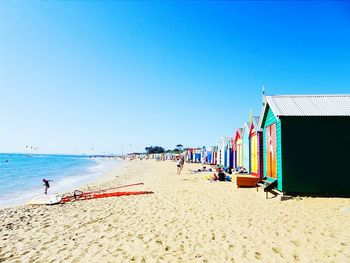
[1, 160, 350, 262]
[0, 157, 123, 210]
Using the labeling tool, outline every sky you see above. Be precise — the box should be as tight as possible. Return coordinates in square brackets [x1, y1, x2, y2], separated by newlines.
[1, 1, 350, 155]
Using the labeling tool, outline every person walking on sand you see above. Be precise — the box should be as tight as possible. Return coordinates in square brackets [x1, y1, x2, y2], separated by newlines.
[42, 178, 53, 194]
[176, 158, 181, 174]
[177, 156, 185, 174]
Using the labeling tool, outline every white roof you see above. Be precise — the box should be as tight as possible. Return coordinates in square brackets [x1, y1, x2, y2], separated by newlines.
[265, 94, 350, 116]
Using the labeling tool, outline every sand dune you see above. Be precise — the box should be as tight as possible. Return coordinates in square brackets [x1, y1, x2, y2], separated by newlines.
[1, 160, 350, 262]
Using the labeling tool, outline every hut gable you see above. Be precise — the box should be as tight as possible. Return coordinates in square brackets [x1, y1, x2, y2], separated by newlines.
[249, 116, 260, 135]
[235, 128, 243, 141]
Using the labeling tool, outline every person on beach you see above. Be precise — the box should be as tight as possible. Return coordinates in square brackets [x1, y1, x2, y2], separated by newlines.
[176, 158, 181, 174]
[176, 156, 185, 174]
[42, 178, 53, 194]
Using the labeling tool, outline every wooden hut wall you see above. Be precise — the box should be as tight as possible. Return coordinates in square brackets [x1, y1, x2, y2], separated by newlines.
[235, 132, 243, 167]
[231, 138, 236, 169]
[262, 106, 283, 191]
[249, 123, 259, 176]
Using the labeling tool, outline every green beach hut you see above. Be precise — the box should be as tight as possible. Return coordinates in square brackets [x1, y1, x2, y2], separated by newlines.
[258, 94, 350, 195]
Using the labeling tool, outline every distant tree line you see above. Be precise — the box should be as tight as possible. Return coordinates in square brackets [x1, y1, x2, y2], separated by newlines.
[145, 146, 165, 154]
[145, 144, 184, 154]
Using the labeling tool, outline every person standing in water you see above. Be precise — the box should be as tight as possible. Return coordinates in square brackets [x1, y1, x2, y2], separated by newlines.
[42, 178, 53, 194]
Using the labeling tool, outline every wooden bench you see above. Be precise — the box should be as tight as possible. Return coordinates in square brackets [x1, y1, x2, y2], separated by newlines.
[236, 174, 260, 188]
[256, 178, 279, 199]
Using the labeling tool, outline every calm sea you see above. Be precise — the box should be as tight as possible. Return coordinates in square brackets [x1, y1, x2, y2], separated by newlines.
[0, 153, 119, 208]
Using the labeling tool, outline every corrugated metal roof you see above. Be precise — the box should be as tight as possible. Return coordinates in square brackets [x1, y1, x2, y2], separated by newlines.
[266, 94, 350, 116]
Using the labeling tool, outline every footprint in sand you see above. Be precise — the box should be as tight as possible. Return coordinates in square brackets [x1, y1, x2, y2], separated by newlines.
[254, 251, 262, 260]
[271, 246, 282, 256]
[293, 254, 300, 261]
[291, 240, 301, 247]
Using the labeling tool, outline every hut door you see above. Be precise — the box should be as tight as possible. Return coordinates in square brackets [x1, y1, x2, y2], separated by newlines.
[266, 124, 277, 178]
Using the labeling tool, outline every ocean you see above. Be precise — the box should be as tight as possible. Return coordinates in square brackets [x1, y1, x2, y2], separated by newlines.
[0, 153, 119, 208]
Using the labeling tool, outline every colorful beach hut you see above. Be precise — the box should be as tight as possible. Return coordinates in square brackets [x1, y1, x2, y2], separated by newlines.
[249, 116, 262, 177]
[221, 137, 230, 168]
[193, 148, 201, 163]
[235, 128, 243, 168]
[187, 148, 194, 162]
[212, 146, 218, 165]
[206, 147, 213, 164]
[201, 146, 207, 164]
[231, 137, 236, 169]
[225, 138, 234, 168]
[217, 141, 223, 166]
[242, 122, 250, 171]
[259, 94, 350, 195]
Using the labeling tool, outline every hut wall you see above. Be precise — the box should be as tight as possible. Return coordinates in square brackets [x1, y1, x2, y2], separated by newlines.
[232, 139, 236, 169]
[236, 139, 243, 167]
[281, 116, 350, 195]
[242, 129, 250, 171]
[250, 130, 258, 175]
[257, 131, 263, 178]
[262, 106, 283, 191]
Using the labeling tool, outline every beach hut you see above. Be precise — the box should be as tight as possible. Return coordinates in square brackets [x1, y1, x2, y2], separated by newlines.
[231, 137, 236, 169]
[221, 137, 228, 167]
[217, 142, 223, 166]
[224, 137, 234, 168]
[201, 146, 207, 164]
[242, 122, 250, 171]
[219, 137, 231, 167]
[212, 146, 218, 165]
[193, 148, 201, 163]
[249, 116, 262, 177]
[206, 147, 213, 164]
[235, 128, 243, 168]
[258, 94, 350, 195]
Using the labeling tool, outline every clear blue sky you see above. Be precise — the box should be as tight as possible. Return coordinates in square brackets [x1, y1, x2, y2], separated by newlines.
[1, 1, 350, 154]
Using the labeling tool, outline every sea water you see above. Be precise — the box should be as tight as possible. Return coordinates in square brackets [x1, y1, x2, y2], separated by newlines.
[0, 153, 119, 208]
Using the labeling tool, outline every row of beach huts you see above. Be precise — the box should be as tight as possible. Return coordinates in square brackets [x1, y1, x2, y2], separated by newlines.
[183, 94, 350, 196]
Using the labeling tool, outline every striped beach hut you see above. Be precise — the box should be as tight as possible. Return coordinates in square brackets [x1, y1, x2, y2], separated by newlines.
[249, 116, 262, 177]
[235, 128, 243, 168]
[259, 94, 350, 195]
[242, 122, 250, 171]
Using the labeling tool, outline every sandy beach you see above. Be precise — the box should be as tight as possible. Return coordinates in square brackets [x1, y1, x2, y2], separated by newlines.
[1, 160, 350, 262]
